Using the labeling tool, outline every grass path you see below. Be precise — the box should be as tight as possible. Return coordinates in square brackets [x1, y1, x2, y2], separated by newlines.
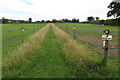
[24, 26, 75, 78]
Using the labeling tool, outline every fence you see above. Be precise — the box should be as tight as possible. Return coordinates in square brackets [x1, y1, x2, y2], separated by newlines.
[57, 24, 119, 65]
[1, 25, 42, 46]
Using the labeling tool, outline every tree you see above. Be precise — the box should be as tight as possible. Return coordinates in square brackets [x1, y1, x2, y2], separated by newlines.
[96, 17, 99, 20]
[46, 20, 51, 23]
[41, 20, 44, 23]
[71, 18, 79, 23]
[52, 19, 57, 23]
[64, 19, 71, 22]
[107, 1, 120, 18]
[87, 16, 94, 21]
[2, 17, 8, 23]
[28, 18, 32, 23]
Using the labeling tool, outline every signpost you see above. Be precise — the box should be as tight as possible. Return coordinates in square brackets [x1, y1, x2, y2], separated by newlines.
[102, 35, 112, 40]
[102, 29, 112, 65]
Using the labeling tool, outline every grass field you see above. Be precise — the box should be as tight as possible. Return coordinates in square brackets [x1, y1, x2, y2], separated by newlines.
[2, 23, 118, 78]
[2, 23, 46, 57]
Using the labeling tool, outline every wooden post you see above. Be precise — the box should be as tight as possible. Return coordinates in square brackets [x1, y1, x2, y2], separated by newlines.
[61, 25, 62, 30]
[33, 26, 34, 33]
[102, 29, 110, 65]
[21, 27, 24, 43]
[74, 25, 76, 39]
[38, 25, 39, 30]
[34, 26, 35, 32]
[103, 40, 108, 65]
[66, 25, 68, 33]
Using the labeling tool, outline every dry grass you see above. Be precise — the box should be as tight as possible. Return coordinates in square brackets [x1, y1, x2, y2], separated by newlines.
[52, 23, 92, 67]
[3, 24, 50, 70]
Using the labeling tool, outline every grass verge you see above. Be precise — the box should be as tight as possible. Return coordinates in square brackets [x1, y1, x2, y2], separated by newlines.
[2, 24, 50, 78]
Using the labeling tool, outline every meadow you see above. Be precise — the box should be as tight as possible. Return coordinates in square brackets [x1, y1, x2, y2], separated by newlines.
[2, 23, 119, 78]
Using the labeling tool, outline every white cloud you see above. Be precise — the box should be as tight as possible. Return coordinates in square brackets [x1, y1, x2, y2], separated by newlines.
[0, 0, 113, 21]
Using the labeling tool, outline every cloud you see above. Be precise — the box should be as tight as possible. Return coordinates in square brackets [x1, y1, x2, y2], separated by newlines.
[20, 0, 33, 5]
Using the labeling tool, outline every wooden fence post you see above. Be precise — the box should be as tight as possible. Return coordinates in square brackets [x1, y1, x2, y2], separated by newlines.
[102, 29, 111, 65]
[21, 27, 24, 43]
[74, 25, 76, 39]
[38, 25, 39, 30]
[66, 25, 68, 33]
[61, 24, 62, 30]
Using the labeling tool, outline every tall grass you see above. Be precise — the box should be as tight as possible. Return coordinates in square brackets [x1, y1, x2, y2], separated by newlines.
[52, 23, 118, 78]
[52, 23, 92, 67]
[2, 24, 50, 78]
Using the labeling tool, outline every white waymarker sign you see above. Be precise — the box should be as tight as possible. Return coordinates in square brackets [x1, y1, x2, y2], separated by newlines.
[22, 29, 24, 32]
[73, 27, 76, 29]
[103, 41, 106, 46]
[102, 35, 112, 40]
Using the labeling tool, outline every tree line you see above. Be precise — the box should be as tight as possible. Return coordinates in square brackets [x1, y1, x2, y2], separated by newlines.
[0, 18, 79, 23]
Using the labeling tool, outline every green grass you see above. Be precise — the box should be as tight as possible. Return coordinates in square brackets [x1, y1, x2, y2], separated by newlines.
[0, 24, 2, 79]
[56, 23, 118, 36]
[3, 25, 76, 78]
[75, 39, 118, 78]
[2, 23, 46, 57]
[21, 26, 75, 78]
[54, 23, 118, 78]
[2, 23, 118, 78]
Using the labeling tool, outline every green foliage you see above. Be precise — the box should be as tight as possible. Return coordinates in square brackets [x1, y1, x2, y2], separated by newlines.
[87, 16, 94, 21]
[84, 18, 120, 26]
[52, 19, 58, 23]
[71, 18, 79, 23]
[96, 17, 100, 20]
[41, 20, 45, 23]
[2, 17, 9, 23]
[28, 18, 32, 23]
[107, 1, 120, 18]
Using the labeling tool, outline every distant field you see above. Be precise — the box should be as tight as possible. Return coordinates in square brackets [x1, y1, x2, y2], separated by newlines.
[2, 23, 46, 57]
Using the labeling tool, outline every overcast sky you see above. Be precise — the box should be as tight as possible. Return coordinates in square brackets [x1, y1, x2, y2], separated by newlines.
[0, 0, 114, 21]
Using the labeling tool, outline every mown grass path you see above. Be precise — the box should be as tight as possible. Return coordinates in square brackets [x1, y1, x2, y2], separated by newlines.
[20, 26, 75, 78]
[32, 26, 75, 78]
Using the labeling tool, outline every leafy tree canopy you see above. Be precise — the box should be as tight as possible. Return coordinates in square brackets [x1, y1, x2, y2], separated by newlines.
[107, 1, 120, 18]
